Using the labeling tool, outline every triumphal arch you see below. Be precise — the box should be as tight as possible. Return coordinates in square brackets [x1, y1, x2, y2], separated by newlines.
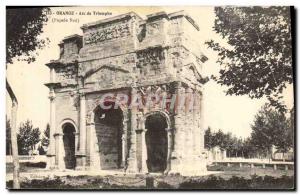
[45, 11, 208, 175]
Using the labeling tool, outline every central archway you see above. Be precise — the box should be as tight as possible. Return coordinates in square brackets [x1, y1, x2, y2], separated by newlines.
[94, 104, 123, 170]
[62, 123, 76, 169]
[145, 113, 168, 172]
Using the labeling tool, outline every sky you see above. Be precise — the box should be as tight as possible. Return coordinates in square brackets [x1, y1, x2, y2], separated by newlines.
[6, 6, 294, 138]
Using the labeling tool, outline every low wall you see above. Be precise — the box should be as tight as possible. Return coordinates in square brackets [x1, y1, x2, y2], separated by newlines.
[6, 155, 47, 163]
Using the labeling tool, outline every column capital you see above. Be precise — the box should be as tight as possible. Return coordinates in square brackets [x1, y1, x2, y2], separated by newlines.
[49, 91, 56, 101]
[75, 152, 86, 157]
[86, 121, 95, 126]
[49, 95, 56, 101]
[135, 128, 147, 133]
[173, 81, 182, 90]
[165, 128, 173, 132]
[78, 91, 86, 98]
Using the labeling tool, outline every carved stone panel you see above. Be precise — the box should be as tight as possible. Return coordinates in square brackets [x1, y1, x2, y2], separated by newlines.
[84, 66, 131, 90]
[55, 64, 78, 86]
[84, 21, 131, 45]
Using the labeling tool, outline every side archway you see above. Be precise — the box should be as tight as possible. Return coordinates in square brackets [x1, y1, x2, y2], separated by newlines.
[144, 111, 171, 173]
[93, 103, 124, 170]
[61, 122, 76, 169]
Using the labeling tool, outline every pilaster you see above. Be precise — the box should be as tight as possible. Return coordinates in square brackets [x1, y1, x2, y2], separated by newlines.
[75, 90, 87, 170]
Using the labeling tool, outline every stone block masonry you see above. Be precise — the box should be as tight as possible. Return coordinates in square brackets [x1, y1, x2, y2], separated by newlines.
[45, 10, 208, 175]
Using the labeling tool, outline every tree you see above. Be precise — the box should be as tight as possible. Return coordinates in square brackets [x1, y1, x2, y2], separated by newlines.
[17, 120, 41, 155]
[6, 7, 49, 188]
[7, 7, 49, 64]
[250, 104, 292, 159]
[6, 119, 12, 155]
[272, 109, 293, 158]
[206, 7, 293, 112]
[242, 137, 256, 158]
[204, 127, 214, 149]
[41, 123, 50, 148]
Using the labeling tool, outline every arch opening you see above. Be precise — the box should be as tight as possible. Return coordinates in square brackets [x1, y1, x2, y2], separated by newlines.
[94, 103, 123, 170]
[62, 123, 76, 169]
[145, 113, 168, 172]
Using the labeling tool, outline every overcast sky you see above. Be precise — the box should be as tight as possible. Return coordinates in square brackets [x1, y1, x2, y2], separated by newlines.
[6, 6, 294, 138]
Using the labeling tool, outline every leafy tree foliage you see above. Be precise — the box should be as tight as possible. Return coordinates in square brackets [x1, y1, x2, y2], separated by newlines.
[204, 127, 214, 149]
[6, 7, 49, 64]
[6, 7, 49, 189]
[250, 104, 293, 158]
[41, 123, 50, 147]
[206, 7, 293, 112]
[17, 120, 41, 155]
[204, 104, 293, 159]
[204, 128, 245, 157]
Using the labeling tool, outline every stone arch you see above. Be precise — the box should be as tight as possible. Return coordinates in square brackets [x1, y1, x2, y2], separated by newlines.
[90, 98, 128, 116]
[61, 121, 77, 169]
[93, 102, 125, 170]
[144, 110, 172, 173]
[144, 110, 171, 129]
[58, 119, 78, 134]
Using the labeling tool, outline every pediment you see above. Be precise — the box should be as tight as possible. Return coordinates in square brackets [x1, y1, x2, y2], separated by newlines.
[84, 64, 131, 86]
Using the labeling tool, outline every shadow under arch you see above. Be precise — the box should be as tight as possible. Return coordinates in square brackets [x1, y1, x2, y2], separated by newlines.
[93, 102, 124, 170]
[144, 111, 171, 173]
[61, 122, 76, 169]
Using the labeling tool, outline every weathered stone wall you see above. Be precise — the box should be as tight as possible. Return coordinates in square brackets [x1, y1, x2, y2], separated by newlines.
[55, 91, 79, 133]
[94, 123, 120, 169]
[46, 10, 208, 174]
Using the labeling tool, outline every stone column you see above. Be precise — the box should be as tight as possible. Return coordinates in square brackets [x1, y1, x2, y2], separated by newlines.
[193, 92, 202, 156]
[121, 133, 126, 168]
[46, 88, 56, 169]
[164, 128, 173, 173]
[76, 91, 87, 170]
[126, 87, 138, 173]
[135, 128, 148, 173]
[169, 82, 185, 173]
[54, 132, 64, 170]
[86, 112, 101, 170]
[121, 110, 128, 169]
[50, 68, 56, 82]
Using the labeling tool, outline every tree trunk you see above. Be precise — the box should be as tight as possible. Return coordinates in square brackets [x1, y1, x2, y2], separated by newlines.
[7, 80, 20, 189]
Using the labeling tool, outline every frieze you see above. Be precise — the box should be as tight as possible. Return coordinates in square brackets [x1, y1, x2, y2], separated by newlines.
[84, 22, 130, 45]
[55, 65, 78, 85]
[136, 47, 164, 68]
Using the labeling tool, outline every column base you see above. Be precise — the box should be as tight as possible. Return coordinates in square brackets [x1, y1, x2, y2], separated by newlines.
[75, 166, 86, 171]
[75, 155, 86, 170]
[169, 155, 207, 176]
[125, 157, 137, 173]
[46, 155, 56, 170]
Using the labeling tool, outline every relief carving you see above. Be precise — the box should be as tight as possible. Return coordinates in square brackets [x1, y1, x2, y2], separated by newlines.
[136, 47, 164, 68]
[137, 24, 146, 42]
[147, 22, 160, 35]
[84, 22, 130, 45]
[122, 54, 136, 65]
[169, 47, 189, 68]
[56, 65, 77, 85]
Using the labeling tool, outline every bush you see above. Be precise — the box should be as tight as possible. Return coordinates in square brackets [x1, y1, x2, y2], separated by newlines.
[179, 175, 294, 189]
[6, 175, 295, 190]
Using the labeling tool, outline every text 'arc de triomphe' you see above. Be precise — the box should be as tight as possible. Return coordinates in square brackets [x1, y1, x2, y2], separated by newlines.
[45, 11, 208, 175]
